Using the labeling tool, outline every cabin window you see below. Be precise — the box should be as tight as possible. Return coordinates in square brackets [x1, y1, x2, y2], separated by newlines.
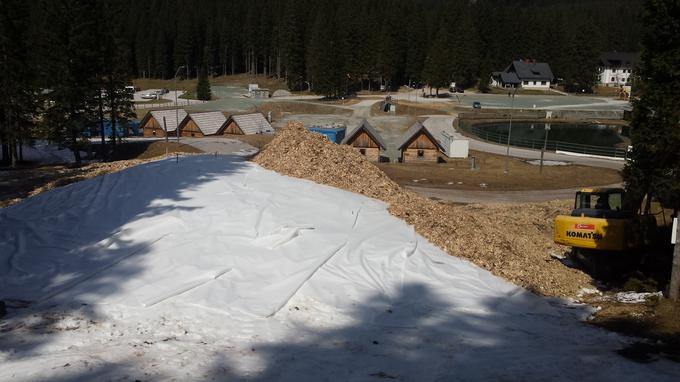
[152, 130, 156, 136]
[541, 81, 546, 85]
[359, 148, 366, 155]
[611, 77, 615, 82]
[523, 81, 529, 85]
[191, 133, 195, 137]
[417, 149, 424, 157]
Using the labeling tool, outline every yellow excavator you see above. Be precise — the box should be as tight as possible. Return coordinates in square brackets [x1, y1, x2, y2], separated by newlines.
[554, 187, 638, 251]
[554, 187, 667, 275]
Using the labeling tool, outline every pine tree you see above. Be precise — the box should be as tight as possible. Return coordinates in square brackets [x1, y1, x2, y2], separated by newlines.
[560, 20, 602, 92]
[196, 66, 212, 101]
[451, 13, 480, 88]
[39, 0, 101, 164]
[623, 0, 680, 211]
[0, 0, 36, 166]
[404, 7, 428, 87]
[422, 24, 453, 96]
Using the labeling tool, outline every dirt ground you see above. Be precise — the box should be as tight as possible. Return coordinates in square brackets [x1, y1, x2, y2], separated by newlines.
[257, 101, 353, 120]
[222, 134, 274, 150]
[0, 141, 202, 207]
[588, 297, 680, 362]
[378, 150, 622, 191]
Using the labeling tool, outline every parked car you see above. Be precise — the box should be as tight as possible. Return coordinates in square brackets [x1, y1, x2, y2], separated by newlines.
[141, 92, 158, 99]
[472, 101, 482, 109]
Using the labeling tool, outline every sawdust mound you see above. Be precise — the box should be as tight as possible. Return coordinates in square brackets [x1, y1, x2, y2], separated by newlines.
[254, 122, 593, 298]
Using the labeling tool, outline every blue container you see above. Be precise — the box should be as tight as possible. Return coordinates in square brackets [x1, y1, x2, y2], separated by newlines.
[85, 120, 142, 138]
[308, 126, 346, 144]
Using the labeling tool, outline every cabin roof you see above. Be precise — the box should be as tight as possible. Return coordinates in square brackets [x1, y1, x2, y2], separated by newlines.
[229, 113, 274, 135]
[183, 111, 227, 135]
[142, 109, 188, 133]
[397, 121, 445, 151]
[341, 119, 387, 149]
[505, 60, 554, 81]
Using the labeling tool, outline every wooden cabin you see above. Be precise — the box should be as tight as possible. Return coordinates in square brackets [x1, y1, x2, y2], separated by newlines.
[222, 113, 274, 135]
[178, 111, 227, 137]
[141, 109, 188, 138]
[341, 120, 387, 162]
[397, 122, 444, 163]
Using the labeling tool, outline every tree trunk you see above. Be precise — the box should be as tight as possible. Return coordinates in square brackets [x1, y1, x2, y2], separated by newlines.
[10, 140, 17, 168]
[71, 127, 81, 164]
[277, 53, 281, 79]
[8, 112, 16, 168]
[98, 89, 107, 161]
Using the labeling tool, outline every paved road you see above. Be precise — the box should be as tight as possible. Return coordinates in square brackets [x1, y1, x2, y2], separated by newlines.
[424, 116, 625, 170]
[407, 183, 622, 204]
[389, 89, 629, 111]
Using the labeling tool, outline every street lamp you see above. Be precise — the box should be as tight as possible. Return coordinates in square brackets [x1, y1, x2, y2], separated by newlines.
[504, 86, 518, 174]
[174, 65, 185, 146]
[539, 123, 551, 174]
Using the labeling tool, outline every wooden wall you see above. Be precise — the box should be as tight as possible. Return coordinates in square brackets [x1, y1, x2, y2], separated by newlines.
[401, 132, 440, 163]
[349, 131, 379, 148]
[222, 121, 244, 135]
[354, 147, 380, 162]
[143, 117, 170, 137]
[180, 120, 205, 138]
[347, 131, 381, 161]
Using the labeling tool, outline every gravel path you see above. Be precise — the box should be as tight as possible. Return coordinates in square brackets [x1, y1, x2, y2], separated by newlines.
[406, 183, 622, 204]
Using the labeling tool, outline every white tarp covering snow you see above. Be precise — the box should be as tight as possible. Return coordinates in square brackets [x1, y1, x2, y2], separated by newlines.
[1, 156, 678, 381]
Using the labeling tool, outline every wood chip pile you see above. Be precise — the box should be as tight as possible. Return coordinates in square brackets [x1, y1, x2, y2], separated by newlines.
[254, 122, 594, 298]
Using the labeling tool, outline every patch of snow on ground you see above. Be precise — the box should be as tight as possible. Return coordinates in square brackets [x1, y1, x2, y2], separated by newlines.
[613, 291, 663, 304]
[0, 155, 678, 381]
[527, 159, 570, 166]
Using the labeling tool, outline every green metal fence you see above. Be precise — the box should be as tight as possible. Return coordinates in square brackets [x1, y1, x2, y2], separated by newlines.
[460, 123, 628, 159]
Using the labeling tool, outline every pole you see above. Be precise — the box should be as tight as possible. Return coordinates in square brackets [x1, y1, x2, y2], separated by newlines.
[540, 124, 550, 174]
[670, 217, 680, 301]
[163, 116, 168, 157]
[504, 88, 516, 174]
[174, 66, 184, 148]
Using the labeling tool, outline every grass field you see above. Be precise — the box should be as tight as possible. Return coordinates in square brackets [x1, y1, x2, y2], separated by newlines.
[377, 149, 622, 191]
[257, 101, 353, 120]
[133, 73, 289, 94]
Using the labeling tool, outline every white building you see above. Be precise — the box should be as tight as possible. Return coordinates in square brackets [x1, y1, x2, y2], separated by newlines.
[491, 60, 554, 89]
[599, 52, 639, 87]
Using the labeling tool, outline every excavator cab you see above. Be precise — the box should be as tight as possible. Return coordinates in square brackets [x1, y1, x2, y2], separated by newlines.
[554, 188, 636, 251]
[571, 188, 632, 219]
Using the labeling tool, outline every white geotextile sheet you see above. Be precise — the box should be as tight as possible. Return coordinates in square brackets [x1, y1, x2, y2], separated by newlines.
[1, 156, 538, 318]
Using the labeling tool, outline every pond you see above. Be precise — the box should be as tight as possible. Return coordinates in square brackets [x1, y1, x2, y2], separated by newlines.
[463, 121, 630, 157]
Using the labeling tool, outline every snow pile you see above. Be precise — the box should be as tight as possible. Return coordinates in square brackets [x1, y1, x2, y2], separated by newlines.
[254, 123, 592, 297]
[527, 159, 570, 166]
[1, 156, 679, 381]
